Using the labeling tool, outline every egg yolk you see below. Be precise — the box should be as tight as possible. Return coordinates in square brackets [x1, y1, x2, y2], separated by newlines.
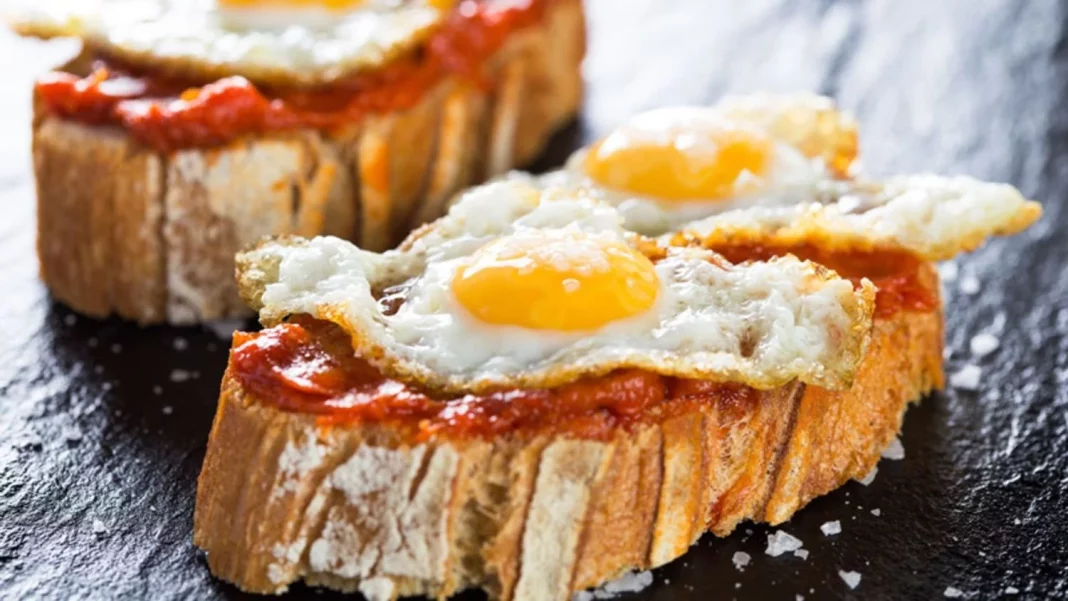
[583, 108, 773, 202]
[452, 231, 660, 332]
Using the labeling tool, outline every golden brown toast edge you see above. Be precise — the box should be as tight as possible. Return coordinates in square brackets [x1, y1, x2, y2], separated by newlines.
[31, 0, 585, 325]
[192, 266, 943, 601]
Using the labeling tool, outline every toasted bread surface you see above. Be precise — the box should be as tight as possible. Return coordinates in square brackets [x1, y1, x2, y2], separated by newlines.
[32, 0, 585, 325]
[193, 272, 943, 601]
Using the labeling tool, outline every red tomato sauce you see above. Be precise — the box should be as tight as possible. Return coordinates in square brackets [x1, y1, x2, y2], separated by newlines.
[705, 243, 940, 318]
[34, 0, 548, 153]
[229, 318, 755, 440]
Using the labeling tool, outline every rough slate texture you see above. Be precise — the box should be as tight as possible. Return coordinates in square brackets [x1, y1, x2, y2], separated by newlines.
[1, 0, 1067, 599]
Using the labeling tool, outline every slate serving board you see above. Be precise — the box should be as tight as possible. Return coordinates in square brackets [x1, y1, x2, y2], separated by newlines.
[2, 0, 1067, 599]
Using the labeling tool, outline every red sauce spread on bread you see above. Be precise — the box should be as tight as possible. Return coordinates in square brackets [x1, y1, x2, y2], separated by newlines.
[705, 243, 939, 318]
[230, 319, 756, 439]
[228, 246, 937, 434]
[34, 0, 547, 152]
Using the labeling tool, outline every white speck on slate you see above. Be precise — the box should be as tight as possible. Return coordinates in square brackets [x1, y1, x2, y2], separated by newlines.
[794, 549, 809, 560]
[1005, 586, 1019, 595]
[871, 508, 881, 516]
[796, 595, 804, 601]
[949, 364, 982, 390]
[1013, 518, 1021, 525]
[170, 369, 193, 383]
[858, 466, 878, 486]
[839, 570, 861, 589]
[63, 314, 77, 326]
[765, 530, 804, 557]
[970, 333, 999, 357]
[173, 337, 188, 351]
[939, 262, 958, 282]
[94, 365, 104, 375]
[1003, 473, 1021, 486]
[64, 427, 83, 442]
[944, 586, 964, 598]
[88, 337, 98, 348]
[152, 385, 163, 395]
[91, 519, 107, 535]
[110, 343, 122, 354]
[821, 520, 842, 536]
[959, 275, 980, 295]
[732, 551, 751, 571]
[882, 437, 905, 460]
[162, 406, 173, 416]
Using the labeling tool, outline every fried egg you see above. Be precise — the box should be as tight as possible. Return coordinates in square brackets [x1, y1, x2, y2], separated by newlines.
[7, 0, 453, 85]
[237, 180, 876, 394]
[527, 93, 860, 236]
[670, 175, 1042, 261]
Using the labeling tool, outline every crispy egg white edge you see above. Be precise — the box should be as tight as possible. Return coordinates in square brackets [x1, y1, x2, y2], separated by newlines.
[9, 0, 447, 82]
[671, 174, 1039, 261]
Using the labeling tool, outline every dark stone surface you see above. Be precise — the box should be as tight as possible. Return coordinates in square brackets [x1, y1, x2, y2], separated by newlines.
[2, 0, 1067, 599]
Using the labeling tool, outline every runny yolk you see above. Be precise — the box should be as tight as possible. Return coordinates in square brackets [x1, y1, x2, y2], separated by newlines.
[583, 107, 773, 202]
[451, 230, 660, 332]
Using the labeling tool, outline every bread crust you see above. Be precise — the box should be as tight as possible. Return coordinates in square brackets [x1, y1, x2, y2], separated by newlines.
[31, 0, 585, 325]
[193, 274, 943, 601]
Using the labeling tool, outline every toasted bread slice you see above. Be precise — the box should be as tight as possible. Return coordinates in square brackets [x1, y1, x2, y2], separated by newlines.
[193, 264, 943, 601]
[31, 0, 585, 325]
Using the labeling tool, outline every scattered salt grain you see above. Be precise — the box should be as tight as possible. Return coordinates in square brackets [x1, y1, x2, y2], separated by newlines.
[858, 466, 878, 486]
[796, 595, 804, 601]
[173, 337, 189, 351]
[170, 369, 193, 383]
[959, 275, 980, 295]
[64, 427, 83, 443]
[162, 406, 173, 416]
[732, 551, 751, 570]
[839, 570, 861, 589]
[110, 343, 122, 354]
[871, 508, 881, 516]
[765, 530, 804, 557]
[939, 262, 959, 282]
[1005, 586, 1019, 595]
[793, 549, 809, 560]
[152, 385, 163, 396]
[969, 333, 999, 357]
[881, 437, 905, 460]
[573, 570, 653, 600]
[88, 337, 98, 348]
[944, 586, 964, 598]
[91, 519, 107, 535]
[821, 520, 842, 536]
[63, 314, 77, 326]
[949, 364, 982, 390]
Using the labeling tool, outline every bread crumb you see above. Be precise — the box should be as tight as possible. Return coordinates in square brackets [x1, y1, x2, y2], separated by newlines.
[949, 364, 982, 390]
[765, 530, 804, 557]
[944, 586, 964, 598]
[91, 519, 107, 535]
[857, 466, 878, 486]
[871, 508, 881, 516]
[821, 520, 842, 536]
[959, 275, 980, 295]
[173, 337, 189, 351]
[969, 333, 999, 357]
[732, 551, 751, 570]
[881, 437, 905, 460]
[839, 570, 861, 589]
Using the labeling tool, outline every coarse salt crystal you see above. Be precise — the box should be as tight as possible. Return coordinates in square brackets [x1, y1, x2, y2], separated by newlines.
[821, 520, 842, 536]
[858, 466, 878, 486]
[839, 570, 861, 589]
[939, 262, 959, 282]
[173, 337, 189, 351]
[794, 548, 809, 560]
[871, 508, 881, 516]
[959, 275, 980, 295]
[1005, 586, 1019, 594]
[944, 586, 964, 598]
[765, 530, 804, 557]
[91, 519, 107, 535]
[169, 369, 193, 383]
[162, 406, 173, 416]
[970, 333, 999, 357]
[573, 570, 654, 600]
[152, 385, 163, 395]
[881, 437, 905, 460]
[949, 364, 982, 390]
[732, 551, 751, 570]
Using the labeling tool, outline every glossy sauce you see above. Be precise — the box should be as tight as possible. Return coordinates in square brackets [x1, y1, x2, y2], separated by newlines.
[705, 243, 939, 318]
[34, 0, 547, 152]
[230, 319, 755, 439]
